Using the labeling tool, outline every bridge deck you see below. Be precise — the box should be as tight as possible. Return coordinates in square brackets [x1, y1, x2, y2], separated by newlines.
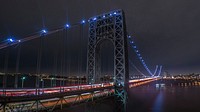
[0, 77, 159, 104]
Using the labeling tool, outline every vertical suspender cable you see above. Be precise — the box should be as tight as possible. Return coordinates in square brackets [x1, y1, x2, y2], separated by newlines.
[66, 28, 71, 85]
[157, 66, 163, 76]
[53, 31, 59, 87]
[3, 48, 9, 95]
[36, 36, 43, 94]
[79, 24, 83, 85]
[62, 29, 66, 87]
[15, 44, 21, 88]
[59, 30, 63, 91]
[153, 65, 158, 76]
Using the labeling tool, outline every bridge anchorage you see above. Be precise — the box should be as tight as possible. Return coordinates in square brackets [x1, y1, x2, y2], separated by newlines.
[87, 9, 129, 112]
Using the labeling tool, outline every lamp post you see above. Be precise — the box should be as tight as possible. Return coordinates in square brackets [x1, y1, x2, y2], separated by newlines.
[51, 78, 54, 87]
[21, 76, 26, 88]
[77, 76, 80, 89]
[40, 79, 44, 88]
[40, 79, 44, 94]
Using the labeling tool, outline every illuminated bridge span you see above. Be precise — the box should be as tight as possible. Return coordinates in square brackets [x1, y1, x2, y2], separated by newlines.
[0, 9, 162, 112]
[0, 77, 159, 112]
[0, 78, 158, 97]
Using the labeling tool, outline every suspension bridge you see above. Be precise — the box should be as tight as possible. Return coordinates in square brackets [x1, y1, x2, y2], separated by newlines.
[0, 9, 162, 112]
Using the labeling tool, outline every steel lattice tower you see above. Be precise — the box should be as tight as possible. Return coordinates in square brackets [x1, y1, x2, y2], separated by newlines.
[87, 9, 129, 112]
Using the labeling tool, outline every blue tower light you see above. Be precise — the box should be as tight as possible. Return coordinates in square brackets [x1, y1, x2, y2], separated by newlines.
[65, 24, 70, 28]
[113, 12, 117, 15]
[41, 29, 47, 34]
[8, 38, 14, 42]
[128, 35, 131, 38]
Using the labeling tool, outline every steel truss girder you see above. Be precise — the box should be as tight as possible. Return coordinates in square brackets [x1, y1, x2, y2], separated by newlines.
[0, 89, 113, 112]
[87, 9, 129, 112]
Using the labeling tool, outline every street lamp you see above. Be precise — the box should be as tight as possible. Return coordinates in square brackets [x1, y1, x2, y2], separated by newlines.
[40, 79, 44, 88]
[51, 78, 54, 87]
[21, 76, 26, 88]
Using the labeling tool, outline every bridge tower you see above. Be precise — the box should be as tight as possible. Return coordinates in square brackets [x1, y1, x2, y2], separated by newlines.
[87, 9, 129, 112]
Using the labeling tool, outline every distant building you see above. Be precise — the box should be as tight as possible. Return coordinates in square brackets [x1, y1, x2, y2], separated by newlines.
[163, 71, 171, 77]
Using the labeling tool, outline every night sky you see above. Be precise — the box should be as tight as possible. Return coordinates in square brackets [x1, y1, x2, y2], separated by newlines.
[0, 0, 200, 75]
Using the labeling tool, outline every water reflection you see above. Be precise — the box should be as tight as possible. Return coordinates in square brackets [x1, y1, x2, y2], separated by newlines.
[156, 83, 165, 89]
[128, 80, 200, 112]
[152, 91, 164, 112]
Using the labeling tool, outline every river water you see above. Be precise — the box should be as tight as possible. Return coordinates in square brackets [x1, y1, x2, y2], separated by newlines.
[58, 79, 200, 112]
[127, 80, 200, 112]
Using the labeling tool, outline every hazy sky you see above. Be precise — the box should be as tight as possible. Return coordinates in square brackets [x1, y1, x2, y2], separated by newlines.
[0, 0, 200, 75]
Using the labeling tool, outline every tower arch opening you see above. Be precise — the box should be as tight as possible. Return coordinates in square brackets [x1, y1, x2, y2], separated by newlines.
[95, 39, 114, 83]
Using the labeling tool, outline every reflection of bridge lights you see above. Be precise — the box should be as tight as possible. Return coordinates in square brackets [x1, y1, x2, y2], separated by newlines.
[7, 38, 14, 42]
[103, 15, 106, 18]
